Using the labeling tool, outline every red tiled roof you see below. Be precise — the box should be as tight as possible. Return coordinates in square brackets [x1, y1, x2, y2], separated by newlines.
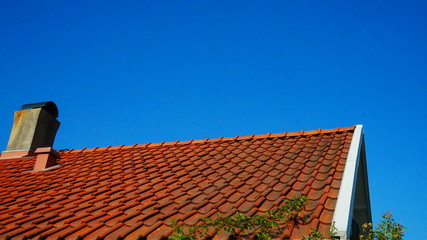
[0, 126, 356, 239]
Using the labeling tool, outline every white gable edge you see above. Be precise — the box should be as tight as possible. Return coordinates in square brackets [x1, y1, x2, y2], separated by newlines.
[331, 124, 363, 239]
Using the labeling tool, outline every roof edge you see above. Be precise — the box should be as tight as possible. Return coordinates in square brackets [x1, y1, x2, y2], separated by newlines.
[332, 124, 364, 239]
[60, 125, 357, 154]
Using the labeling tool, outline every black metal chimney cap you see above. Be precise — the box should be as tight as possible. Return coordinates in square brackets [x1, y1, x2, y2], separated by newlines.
[21, 101, 59, 118]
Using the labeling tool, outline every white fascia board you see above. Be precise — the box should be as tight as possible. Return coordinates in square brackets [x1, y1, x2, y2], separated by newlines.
[332, 125, 363, 239]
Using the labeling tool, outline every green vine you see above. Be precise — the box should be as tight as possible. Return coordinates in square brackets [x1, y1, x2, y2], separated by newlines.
[302, 223, 337, 240]
[169, 196, 313, 240]
[169, 197, 405, 240]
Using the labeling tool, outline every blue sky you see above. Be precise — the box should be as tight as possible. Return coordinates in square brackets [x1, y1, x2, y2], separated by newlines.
[1, 1, 426, 238]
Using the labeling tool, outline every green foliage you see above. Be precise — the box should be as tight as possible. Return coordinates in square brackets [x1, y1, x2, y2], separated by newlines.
[169, 196, 309, 240]
[169, 198, 406, 240]
[302, 228, 327, 240]
[359, 212, 405, 240]
[302, 223, 337, 240]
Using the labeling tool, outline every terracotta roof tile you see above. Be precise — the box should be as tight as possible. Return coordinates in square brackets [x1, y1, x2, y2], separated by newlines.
[0, 126, 356, 239]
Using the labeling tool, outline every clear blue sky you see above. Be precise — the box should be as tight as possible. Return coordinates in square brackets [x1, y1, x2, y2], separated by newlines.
[1, 1, 425, 238]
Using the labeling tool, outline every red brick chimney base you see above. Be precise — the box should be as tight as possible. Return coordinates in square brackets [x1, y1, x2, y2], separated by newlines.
[33, 147, 60, 171]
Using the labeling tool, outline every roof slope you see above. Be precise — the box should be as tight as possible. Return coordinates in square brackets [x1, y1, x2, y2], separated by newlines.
[0, 126, 355, 239]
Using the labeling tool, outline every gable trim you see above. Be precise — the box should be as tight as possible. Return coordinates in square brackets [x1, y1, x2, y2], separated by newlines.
[332, 124, 363, 239]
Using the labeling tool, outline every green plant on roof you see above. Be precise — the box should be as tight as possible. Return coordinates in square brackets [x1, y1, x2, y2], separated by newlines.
[169, 196, 335, 240]
[169, 197, 406, 240]
[302, 223, 337, 240]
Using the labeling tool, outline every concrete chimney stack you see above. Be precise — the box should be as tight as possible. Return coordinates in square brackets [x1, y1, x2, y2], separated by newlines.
[1, 101, 60, 159]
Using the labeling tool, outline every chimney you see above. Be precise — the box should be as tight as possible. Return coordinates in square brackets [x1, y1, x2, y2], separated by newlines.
[1, 101, 60, 159]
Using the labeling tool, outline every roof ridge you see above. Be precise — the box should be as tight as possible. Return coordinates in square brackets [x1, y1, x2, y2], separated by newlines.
[60, 125, 357, 154]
